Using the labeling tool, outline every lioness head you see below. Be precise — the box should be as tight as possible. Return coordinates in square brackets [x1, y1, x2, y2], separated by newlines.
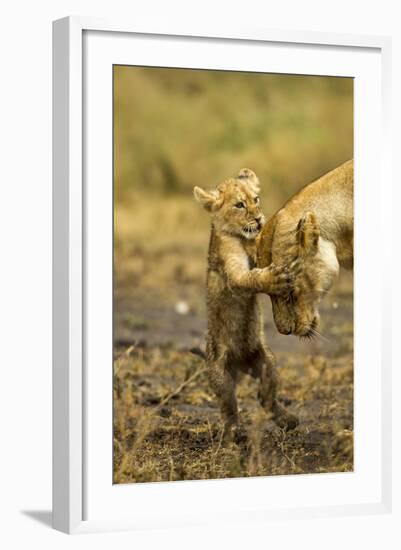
[193, 169, 265, 240]
[267, 212, 339, 338]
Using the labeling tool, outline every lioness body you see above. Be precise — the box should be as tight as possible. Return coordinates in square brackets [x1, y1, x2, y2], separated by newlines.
[194, 170, 298, 437]
[257, 160, 353, 336]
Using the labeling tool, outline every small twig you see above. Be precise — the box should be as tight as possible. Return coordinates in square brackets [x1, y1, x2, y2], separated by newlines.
[114, 344, 136, 376]
[114, 343, 136, 363]
[277, 429, 297, 470]
[213, 425, 225, 459]
[157, 367, 207, 408]
[206, 418, 213, 443]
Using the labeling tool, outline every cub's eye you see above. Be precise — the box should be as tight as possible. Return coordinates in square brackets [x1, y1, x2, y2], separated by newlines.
[234, 201, 246, 209]
[254, 196, 260, 204]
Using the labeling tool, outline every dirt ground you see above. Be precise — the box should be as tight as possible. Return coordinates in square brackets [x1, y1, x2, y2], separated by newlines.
[113, 196, 353, 483]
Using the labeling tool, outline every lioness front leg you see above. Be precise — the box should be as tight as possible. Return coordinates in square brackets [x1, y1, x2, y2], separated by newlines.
[255, 345, 299, 430]
[207, 354, 239, 441]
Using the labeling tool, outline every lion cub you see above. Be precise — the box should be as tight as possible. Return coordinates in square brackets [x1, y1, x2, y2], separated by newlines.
[194, 169, 299, 439]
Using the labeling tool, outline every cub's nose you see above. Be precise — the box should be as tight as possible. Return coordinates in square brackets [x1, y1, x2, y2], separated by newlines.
[255, 215, 263, 228]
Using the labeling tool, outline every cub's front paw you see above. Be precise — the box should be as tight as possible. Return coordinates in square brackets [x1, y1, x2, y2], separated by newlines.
[262, 263, 295, 296]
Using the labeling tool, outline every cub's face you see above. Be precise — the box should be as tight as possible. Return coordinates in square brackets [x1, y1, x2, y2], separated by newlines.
[194, 168, 265, 240]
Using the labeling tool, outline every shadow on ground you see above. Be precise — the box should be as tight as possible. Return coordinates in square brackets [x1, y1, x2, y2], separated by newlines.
[21, 510, 52, 528]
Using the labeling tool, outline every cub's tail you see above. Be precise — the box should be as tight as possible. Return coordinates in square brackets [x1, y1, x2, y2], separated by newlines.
[189, 347, 207, 360]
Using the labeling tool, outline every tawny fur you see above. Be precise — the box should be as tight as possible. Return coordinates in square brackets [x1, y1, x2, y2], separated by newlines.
[194, 169, 298, 438]
[257, 159, 354, 337]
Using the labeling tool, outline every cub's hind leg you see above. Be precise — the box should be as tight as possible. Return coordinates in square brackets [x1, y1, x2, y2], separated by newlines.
[254, 344, 299, 430]
[207, 351, 239, 441]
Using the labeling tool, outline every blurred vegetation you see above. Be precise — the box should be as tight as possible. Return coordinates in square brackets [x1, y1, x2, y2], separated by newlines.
[114, 66, 353, 212]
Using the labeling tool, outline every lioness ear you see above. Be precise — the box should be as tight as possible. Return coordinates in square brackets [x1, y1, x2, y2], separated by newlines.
[238, 168, 260, 194]
[193, 186, 222, 212]
[297, 212, 319, 255]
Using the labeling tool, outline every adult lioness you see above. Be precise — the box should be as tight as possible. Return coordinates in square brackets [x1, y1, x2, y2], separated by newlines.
[257, 160, 353, 337]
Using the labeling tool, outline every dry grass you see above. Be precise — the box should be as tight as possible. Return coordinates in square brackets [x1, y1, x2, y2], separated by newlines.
[113, 344, 353, 483]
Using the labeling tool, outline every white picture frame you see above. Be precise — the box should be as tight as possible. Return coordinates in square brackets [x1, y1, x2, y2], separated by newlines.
[52, 16, 392, 534]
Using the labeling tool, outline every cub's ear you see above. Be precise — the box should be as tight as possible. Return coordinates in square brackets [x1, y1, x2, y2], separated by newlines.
[238, 168, 260, 194]
[297, 212, 319, 256]
[193, 186, 222, 212]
